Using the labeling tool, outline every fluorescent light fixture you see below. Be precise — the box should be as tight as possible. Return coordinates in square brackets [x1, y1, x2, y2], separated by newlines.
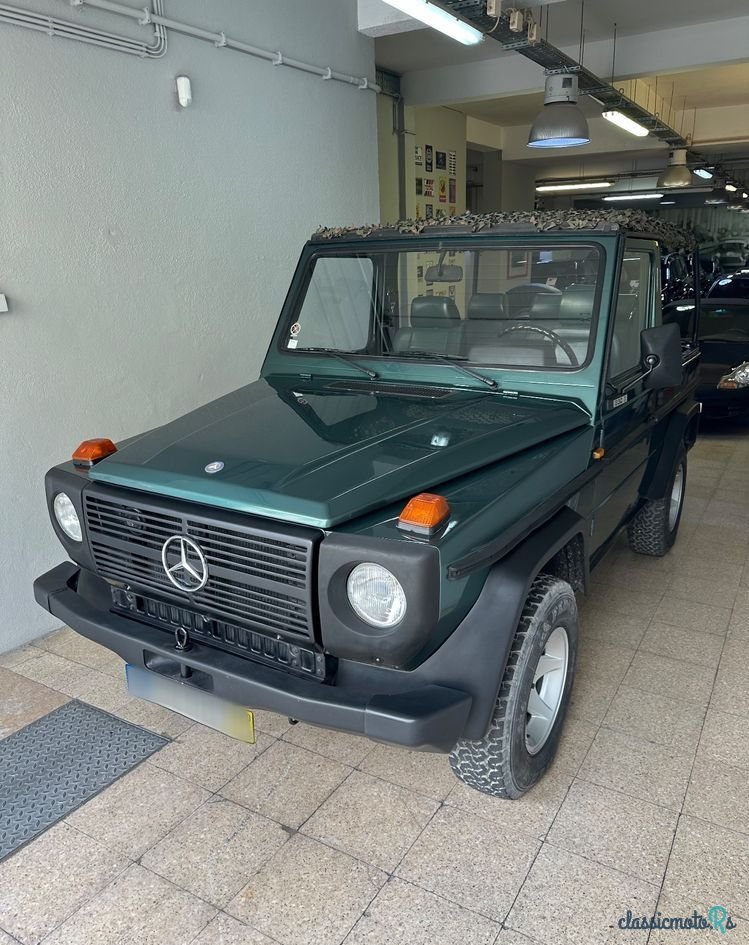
[536, 181, 612, 192]
[660, 200, 676, 205]
[601, 111, 648, 137]
[528, 74, 590, 149]
[725, 183, 738, 192]
[603, 193, 664, 201]
[693, 167, 713, 180]
[705, 184, 728, 205]
[378, 0, 484, 44]
[658, 149, 693, 189]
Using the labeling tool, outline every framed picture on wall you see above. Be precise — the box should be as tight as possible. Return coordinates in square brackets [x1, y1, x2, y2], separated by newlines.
[425, 145, 433, 172]
[507, 251, 529, 278]
[415, 145, 423, 166]
[425, 203, 434, 219]
[448, 150, 457, 175]
[416, 177, 423, 196]
[438, 177, 447, 203]
[424, 179, 434, 197]
[449, 178, 456, 203]
[436, 150, 447, 170]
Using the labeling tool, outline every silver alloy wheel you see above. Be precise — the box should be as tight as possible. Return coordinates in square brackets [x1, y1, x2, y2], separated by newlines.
[525, 626, 569, 756]
[669, 464, 684, 532]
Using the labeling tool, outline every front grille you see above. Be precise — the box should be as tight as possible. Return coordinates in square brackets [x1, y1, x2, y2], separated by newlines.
[84, 489, 317, 640]
[111, 588, 328, 679]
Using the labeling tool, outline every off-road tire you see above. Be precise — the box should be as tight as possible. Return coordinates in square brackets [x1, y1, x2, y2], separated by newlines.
[448, 573, 578, 799]
[627, 452, 687, 557]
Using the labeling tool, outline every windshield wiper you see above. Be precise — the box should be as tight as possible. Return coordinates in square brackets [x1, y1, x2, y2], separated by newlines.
[296, 347, 378, 380]
[396, 351, 499, 390]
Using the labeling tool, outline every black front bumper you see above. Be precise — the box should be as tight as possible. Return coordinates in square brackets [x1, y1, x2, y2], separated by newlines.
[34, 562, 473, 752]
[699, 385, 749, 420]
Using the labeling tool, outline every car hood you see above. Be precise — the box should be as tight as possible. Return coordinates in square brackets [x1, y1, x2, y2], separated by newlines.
[90, 377, 591, 527]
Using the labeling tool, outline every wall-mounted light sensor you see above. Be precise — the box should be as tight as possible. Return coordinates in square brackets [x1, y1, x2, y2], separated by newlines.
[176, 75, 192, 108]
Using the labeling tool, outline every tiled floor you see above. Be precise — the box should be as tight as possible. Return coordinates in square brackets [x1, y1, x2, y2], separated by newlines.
[2, 426, 749, 944]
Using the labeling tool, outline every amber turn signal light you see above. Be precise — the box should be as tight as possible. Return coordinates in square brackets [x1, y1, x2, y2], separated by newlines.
[73, 438, 117, 468]
[397, 492, 450, 535]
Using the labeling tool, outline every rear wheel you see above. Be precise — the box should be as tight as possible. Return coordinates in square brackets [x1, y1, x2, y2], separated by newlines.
[449, 573, 578, 799]
[628, 452, 687, 556]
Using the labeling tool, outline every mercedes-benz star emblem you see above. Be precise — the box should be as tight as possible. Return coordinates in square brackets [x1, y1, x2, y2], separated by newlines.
[161, 536, 209, 593]
[205, 461, 224, 474]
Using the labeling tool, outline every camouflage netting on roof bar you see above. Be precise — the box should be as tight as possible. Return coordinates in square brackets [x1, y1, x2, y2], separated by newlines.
[314, 209, 696, 250]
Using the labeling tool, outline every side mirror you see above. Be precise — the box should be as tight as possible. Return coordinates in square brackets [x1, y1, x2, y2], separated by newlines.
[641, 323, 683, 390]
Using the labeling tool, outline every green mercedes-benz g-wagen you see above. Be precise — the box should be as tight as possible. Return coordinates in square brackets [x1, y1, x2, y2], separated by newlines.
[35, 210, 701, 799]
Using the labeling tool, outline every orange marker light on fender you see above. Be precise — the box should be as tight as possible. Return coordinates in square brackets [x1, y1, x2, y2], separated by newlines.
[397, 492, 450, 536]
[72, 438, 117, 468]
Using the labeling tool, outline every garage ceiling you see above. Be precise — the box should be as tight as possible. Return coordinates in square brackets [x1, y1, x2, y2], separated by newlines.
[374, 0, 749, 73]
[638, 63, 749, 111]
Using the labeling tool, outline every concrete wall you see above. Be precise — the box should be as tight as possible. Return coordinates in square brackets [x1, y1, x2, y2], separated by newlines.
[0, 0, 379, 652]
[500, 162, 536, 211]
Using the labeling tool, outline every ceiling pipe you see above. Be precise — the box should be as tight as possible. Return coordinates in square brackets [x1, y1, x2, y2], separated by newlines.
[71, 0, 380, 92]
[0, 0, 166, 56]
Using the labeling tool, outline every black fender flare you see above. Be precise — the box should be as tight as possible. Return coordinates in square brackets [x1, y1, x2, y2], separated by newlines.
[642, 400, 700, 500]
[444, 505, 587, 740]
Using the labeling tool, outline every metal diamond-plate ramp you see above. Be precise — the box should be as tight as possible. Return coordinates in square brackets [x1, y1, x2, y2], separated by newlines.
[0, 700, 166, 861]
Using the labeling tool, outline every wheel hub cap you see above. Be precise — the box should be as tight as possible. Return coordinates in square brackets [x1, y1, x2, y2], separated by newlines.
[525, 626, 569, 756]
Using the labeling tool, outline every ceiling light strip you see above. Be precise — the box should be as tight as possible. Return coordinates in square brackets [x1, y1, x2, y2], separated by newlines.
[601, 111, 648, 138]
[536, 181, 613, 192]
[378, 0, 484, 45]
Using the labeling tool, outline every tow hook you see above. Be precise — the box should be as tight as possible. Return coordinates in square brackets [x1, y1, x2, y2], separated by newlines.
[175, 626, 192, 678]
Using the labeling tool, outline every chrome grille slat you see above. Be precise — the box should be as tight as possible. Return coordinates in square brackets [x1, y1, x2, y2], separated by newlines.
[84, 491, 316, 639]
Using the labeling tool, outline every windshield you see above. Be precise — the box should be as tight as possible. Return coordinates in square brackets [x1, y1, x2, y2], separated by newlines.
[664, 300, 749, 342]
[284, 244, 603, 371]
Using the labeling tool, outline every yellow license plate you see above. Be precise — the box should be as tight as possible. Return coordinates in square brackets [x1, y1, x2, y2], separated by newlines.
[126, 664, 256, 744]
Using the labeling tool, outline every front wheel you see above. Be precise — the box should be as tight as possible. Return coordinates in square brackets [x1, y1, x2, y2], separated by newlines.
[449, 573, 578, 799]
[627, 452, 687, 557]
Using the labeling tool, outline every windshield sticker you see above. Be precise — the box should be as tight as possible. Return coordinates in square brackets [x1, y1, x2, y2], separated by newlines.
[290, 322, 301, 337]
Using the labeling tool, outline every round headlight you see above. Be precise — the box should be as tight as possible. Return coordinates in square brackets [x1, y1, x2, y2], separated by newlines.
[346, 563, 406, 628]
[53, 493, 82, 542]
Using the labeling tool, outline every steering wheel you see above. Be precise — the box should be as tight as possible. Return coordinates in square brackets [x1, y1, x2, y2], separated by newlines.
[497, 324, 579, 367]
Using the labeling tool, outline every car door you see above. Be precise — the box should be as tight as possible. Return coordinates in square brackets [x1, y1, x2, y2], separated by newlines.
[591, 241, 660, 552]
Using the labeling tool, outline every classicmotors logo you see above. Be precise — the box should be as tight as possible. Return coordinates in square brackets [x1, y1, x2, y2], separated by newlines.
[618, 906, 737, 934]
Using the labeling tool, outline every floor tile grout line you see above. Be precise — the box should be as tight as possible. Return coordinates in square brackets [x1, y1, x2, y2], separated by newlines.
[642, 518, 739, 945]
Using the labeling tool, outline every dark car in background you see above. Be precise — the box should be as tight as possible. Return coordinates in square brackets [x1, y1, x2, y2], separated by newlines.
[715, 239, 749, 274]
[708, 269, 749, 301]
[664, 298, 749, 419]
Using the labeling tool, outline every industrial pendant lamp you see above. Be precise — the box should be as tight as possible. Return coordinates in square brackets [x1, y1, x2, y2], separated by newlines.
[657, 149, 693, 189]
[528, 74, 590, 149]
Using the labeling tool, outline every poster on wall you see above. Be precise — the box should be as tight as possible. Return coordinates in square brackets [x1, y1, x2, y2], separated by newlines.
[425, 203, 434, 219]
[425, 145, 433, 172]
[415, 145, 423, 166]
[415, 203, 422, 219]
[507, 251, 529, 278]
[448, 150, 457, 175]
[449, 205, 456, 216]
[449, 178, 457, 203]
[416, 177, 423, 196]
[439, 177, 447, 203]
[424, 179, 434, 197]
[436, 150, 447, 170]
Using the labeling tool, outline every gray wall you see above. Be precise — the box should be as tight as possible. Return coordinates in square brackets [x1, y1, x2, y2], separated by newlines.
[0, 0, 379, 652]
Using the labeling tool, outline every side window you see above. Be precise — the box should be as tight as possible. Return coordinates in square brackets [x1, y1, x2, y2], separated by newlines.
[292, 257, 374, 351]
[608, 251, 652, 379]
